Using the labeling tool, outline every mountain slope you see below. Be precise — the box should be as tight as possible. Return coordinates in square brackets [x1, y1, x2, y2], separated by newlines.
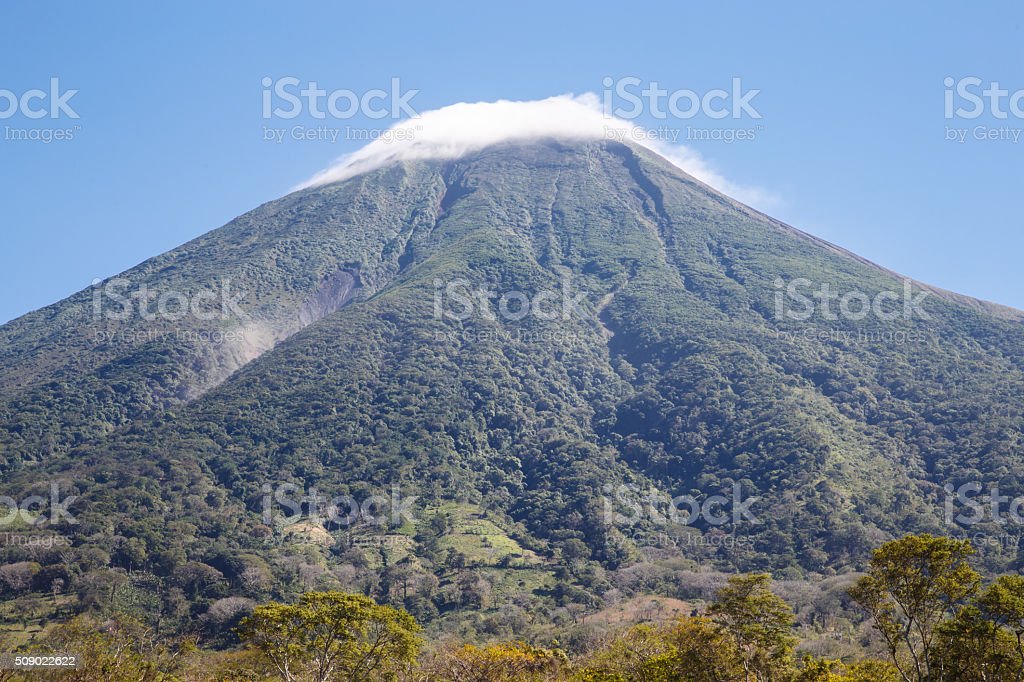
[1, 139, 1023, 632]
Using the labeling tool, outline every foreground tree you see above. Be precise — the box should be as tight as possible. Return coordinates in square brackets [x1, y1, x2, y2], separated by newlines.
[421, 641, 566, 682]
[40, 614, 184, 681]
[643, 617, 745, 682]
[848, 534, 980, 682]
[575, 618, 742, 682]
[574, 623, 674, 681]
[977, 575, 1024, 682]
[709, 573, 797, 682]
[834, 659, 901, 681]
[237, 590, 421, 682]
[931, 605, 1018, 681]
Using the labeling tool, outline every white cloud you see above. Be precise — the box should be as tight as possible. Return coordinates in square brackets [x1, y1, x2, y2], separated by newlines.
[296, 94, 778, 210]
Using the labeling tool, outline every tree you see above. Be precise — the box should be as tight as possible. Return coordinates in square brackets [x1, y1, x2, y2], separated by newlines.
[206, 596, 257, 627]
[931, 606, 1018, 681]
[0, 561, 41, 592]
[975, 575, 1024, 681]
[709, 573, 796, 682]
[43, 614, 179, 681]
[171, 561, 225, 599]
[643, 617, 744, 682]
[834, 659, 901, 681]
[238, 591, 421, 682]
[577, 622, 672, 681]
[848, 534, 980, 682]
[423, 641, 566, 682]
[457, 571, 492, 609]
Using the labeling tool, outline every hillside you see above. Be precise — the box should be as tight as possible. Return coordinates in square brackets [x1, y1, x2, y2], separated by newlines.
[1, 139, 1023, 641]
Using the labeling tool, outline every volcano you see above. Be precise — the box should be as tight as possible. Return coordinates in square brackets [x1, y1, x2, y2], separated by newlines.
[2, 112, 1023, 625]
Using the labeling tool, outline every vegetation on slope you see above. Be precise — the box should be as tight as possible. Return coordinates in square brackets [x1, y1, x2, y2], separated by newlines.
[0, 141, 1022, 650]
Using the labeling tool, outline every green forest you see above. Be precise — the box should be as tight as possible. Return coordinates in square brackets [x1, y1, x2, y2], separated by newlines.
[2, 534, 1023, 681]
[1, 142, 1023, 679]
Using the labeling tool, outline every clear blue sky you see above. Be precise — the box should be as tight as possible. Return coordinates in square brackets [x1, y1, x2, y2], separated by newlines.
[2, 1, 1022, 323]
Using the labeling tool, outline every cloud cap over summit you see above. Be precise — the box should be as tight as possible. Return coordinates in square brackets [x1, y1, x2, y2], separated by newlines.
[297, 94, 775, 208]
